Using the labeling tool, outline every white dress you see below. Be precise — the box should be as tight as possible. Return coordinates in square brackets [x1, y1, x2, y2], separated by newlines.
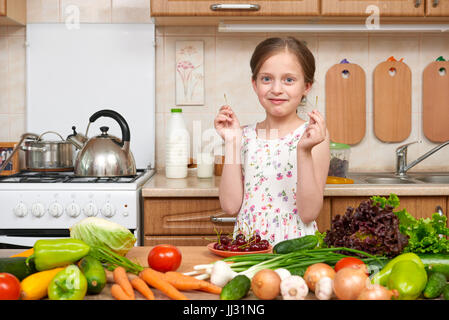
[234, 122, 318, 246]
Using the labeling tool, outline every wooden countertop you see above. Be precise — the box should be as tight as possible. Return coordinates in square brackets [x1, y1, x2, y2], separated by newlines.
[142, 171, 449, 197]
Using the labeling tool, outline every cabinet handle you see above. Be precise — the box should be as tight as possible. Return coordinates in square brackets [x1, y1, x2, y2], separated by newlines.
[432, 0, 439, 7]
[436, 205, 444, 216]
[210, 4, 260, 11]
[210, 216, 236, 223]
[414, 0, 422, 8]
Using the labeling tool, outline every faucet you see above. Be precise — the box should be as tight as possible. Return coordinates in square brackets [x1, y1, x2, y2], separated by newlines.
[396, 140, 449, 176]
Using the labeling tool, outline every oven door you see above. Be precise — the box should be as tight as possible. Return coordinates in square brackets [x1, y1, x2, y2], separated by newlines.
[0, 229, 70, 248]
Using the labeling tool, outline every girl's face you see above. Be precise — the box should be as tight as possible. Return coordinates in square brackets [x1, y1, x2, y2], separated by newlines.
[252, 50, 312, 119]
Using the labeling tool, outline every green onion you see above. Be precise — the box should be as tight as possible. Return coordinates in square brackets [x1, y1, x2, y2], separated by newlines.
[89, 245, 144, 274]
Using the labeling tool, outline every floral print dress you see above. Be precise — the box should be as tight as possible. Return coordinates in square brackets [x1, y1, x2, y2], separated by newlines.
[234, 122, 318, 246]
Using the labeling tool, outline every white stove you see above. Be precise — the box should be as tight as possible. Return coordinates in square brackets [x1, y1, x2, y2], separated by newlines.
[0, 168, 155, 248]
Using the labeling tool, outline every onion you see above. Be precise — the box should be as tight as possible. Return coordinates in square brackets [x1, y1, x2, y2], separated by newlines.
[303, 263, 336, 292]
[357, 284, 399, 300]
[333, 265, 370, 300]
[251, 269, 281, 300]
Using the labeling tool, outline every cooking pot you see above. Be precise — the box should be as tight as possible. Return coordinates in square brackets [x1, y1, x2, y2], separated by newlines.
[67, 109, 136, 177]
[0, 131, 74, 173]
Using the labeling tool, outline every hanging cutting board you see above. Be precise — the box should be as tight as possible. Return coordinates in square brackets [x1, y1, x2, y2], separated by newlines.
[373, 61, 411, 142]
[325, 63, 366, 145]
[423, 61, 449, 142]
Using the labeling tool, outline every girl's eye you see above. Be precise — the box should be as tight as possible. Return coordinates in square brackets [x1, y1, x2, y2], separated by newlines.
[285, 77, 295, 84]
[261, 76, 271, 82]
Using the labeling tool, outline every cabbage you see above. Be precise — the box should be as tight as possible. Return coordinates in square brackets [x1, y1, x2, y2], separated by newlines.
[70, 217, 136, 256]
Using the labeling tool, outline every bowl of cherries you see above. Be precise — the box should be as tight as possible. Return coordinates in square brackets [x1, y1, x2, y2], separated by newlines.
[207, 232, 272, 257]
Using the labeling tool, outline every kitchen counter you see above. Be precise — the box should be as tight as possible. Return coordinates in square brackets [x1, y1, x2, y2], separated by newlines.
[142, 171, 449, 197]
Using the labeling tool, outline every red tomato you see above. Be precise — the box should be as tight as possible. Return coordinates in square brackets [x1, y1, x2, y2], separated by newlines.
[0, 273, 21, 300]
[147, 244, 182, 272]
[334, 257, 369, 275]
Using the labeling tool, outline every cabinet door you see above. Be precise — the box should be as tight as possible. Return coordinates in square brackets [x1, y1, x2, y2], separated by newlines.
[321, 0, 425, 17]
[151, 0, 320, 16]
[331, 196, 446, 221]
[426, 0, 449, 16]
[144, 197, 236, 236]
[316, 197, 331, 233]
[0, 0, 6, 16]
[144, 235, 214, 246]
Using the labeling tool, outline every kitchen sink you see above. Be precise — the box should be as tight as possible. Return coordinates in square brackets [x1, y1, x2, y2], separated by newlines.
[363, 177, 417, 184]
[414, 175, 449, 184]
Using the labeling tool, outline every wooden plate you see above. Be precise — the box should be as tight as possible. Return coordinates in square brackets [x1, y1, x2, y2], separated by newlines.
[206, 242, 272, 257]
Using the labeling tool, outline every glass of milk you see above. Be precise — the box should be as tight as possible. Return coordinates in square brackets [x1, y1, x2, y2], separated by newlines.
[197, 152, 214, 178]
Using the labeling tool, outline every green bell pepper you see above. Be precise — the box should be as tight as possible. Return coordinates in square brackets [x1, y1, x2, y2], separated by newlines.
[27, 239, 90, 271]
[371, 252, 424, 286]
[387, 260, 427, 300]
[48, 265, 88, 300]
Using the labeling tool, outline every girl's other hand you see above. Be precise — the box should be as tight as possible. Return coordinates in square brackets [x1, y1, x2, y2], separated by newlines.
[298, 109, 327, 151]
[214, 105, 242, 142]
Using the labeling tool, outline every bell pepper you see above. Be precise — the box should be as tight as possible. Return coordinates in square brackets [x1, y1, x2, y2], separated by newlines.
[27, 239, 90, 271]
[371, 252, 424, 286]
[387, 260, 427, 300]
[48, 265, 88, 300]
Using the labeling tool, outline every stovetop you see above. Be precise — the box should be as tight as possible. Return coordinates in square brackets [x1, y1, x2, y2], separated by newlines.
[0, 169, 147, 184]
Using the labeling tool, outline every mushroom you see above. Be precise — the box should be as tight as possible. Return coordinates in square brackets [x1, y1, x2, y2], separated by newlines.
[280, 275, 309, 300]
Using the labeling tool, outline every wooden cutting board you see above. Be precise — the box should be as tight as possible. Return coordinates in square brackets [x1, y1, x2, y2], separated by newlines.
[325, 63, 366, 145]
[373, 61, 412, 142]
[423, 61, 449, 142]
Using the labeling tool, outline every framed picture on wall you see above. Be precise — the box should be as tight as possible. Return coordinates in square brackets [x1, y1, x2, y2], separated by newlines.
[0, 142, 19, 176]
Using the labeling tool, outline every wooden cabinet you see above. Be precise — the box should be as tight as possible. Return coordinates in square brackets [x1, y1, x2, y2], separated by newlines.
[143, 196, 332, 246]
[151, 0, 320, 16]
[0, 0, 26, 25]
[426, 0, 449, 16]
[321, 0, 425, 17]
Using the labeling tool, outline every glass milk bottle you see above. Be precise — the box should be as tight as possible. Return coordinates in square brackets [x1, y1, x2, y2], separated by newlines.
[165, 108, 189, 178]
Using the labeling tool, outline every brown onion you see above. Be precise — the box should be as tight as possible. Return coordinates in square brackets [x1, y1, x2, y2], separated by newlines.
[357, 284, 399, 300]
[333, 264, 370, 300]
[251, 269, 281, 300]
[304, 263, 336, 292]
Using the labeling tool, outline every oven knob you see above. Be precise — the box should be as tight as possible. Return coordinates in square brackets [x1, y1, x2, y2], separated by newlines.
[49, 202, 64, 218]
[14, 202, 28, 217]
[66, 203, 81, 218]
[84, 202, 98, 217]
[31, 203, 46, 218]
[101, 203, 116, 217]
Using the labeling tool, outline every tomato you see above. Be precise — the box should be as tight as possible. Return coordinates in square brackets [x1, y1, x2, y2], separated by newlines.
[147, 244, 182, 272]
[0, 273, 21, 300]
[334, 257, 369, 275]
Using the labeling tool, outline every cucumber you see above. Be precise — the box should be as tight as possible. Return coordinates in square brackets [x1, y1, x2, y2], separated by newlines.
[220, 275, 251, 300]
[418, 254, 449, 279]
[423, 272, 447, 299]
[443, 284, 449, 300]
[0, 257, 37, 281]
[273, 235, 318, 254]
[78, 256, 107, 294]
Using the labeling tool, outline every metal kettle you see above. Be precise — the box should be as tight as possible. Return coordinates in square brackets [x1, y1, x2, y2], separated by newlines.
[67, 109, 136, 177]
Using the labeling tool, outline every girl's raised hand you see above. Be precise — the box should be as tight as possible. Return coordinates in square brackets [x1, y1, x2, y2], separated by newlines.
[298, 109, 327, 151]
[214, 105, 242, 142]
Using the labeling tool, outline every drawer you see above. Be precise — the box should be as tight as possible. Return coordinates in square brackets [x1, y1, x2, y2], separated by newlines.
[143, 197, 236, 236]
[144, 235, 216, 246]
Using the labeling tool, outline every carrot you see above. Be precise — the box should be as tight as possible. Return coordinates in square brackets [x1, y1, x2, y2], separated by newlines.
[111, 284, 134, 300]
[113, 266, 135, 299]
[131, 277, 155, 300]
[164, 271, 222, 295]
[9, 248, 34, 258]
[139, 268, 188, 300]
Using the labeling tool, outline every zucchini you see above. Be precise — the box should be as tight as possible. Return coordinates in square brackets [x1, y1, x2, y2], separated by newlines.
[418, 254, 449, 279]
[78, 256, 107, 294]
[0, 257, 37, 280]
[273, 235, 318, 254]
[423, 272, 447, 299]
[443, 284, 449, 300]
[220, 275, 251, 300]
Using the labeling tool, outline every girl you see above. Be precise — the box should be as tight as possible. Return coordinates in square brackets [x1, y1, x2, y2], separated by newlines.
[214, 37, 330, 245]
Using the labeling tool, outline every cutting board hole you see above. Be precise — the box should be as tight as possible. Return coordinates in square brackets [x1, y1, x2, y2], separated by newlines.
[439, 68, 447, 76]
[389, 68, 397, 77]
[341, 70, 350, 79]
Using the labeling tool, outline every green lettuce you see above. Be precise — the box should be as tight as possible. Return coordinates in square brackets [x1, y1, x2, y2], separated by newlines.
[70, 217, 136, 256]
